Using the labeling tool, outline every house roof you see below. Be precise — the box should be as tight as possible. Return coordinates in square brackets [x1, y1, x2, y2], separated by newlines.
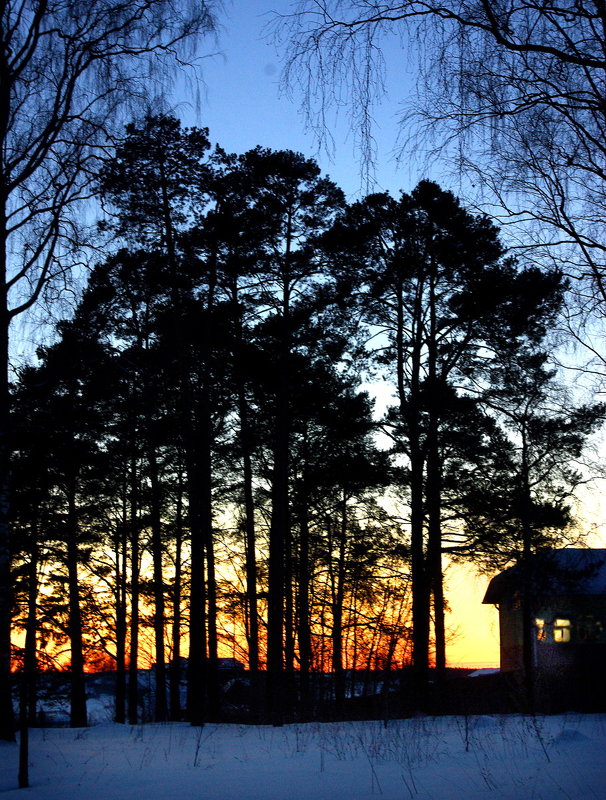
[483, 548, 606, 605]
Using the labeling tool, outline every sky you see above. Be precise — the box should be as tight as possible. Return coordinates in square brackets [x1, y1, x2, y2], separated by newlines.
[6, 0, 505, 671]
[174, 0, 503, 668]
[166, 0, 606, 670]
[13, 0, 602, 673]
[178, 1, 419, 200]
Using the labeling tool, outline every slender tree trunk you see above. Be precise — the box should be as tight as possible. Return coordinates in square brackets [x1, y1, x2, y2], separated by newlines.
[297, 486, 312, 715]
[204, 472, 220, 722]
[66, 479, 87, 728]
[409, 446, 429, 685]
[427, 469, 446, 680]
[186, 435, 208, 726]
[148, 445, 168, 721]
[426, 272, 446, 675]
[128, 452, 140, 725]
[24, 536, 38, 726]
[351, 582, 359, 698]
[242, 436, 259, 673]
[398, 277, 430, 700]
[175, 358, 209, 727]
[200, 255, 220, 722]
[114, 480, 128, 723]
[267, 264, 292, 724]
[520, 430, 535, 712]
[332, 494, 348, 711]
[427, 463, 445, 676]
[284, 516, 296, 707]
[430, 539, 446, 674]
[267, 367, 289, 723]
[170, 478, 184, 720]
[18, 535, 39, 788]
[232, 285, 260, 715]
[0, 223, 14, 742]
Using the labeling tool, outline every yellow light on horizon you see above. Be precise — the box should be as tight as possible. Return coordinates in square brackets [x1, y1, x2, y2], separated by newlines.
[444, 562, 500, 669]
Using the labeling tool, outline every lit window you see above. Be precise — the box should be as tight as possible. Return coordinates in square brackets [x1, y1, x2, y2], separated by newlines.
[535, 618, 546, 641]
[553, 619, 571, 643]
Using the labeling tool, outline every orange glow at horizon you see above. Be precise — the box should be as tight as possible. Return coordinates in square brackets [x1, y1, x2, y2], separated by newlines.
[444, 562, 500, 669]
[7, 564, 505, 674]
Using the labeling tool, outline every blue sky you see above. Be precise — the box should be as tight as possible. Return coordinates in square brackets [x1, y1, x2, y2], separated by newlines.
[178, 0, 423, 200]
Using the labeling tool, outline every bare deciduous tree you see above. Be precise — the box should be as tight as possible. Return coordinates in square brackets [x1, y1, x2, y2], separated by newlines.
[275, 0, 606, 344]
[1, 0, 219, 745]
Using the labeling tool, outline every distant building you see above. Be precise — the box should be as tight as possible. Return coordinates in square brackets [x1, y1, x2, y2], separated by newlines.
[483, 548, 606, 672]
[156, 657, 245, 680]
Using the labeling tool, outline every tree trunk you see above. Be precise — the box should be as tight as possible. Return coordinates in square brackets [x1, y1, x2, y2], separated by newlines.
[0, 229, 14, 742]
[426, 272, 446, 676]
[426, 434, 446, 676]
[114, 480, 128, 724]
[18, 534, 39, 788]
[186, 438, 208, 726]
[170, 477, 184, 720]
[331, 495, 348, 711]
[520, 431, 535, 712]
[430, 542, 446, 675]
[266, 372, 289, 724]
[196, 236, 219, 722]
[242, 432, 259, 667]
[24, 537, 38, 726]
[283, 515, 296, 708]
[297, 493, 312, 715]
[204, 479, 220, 722]
[148, 445, 168, 721]
[266, 260, 292, 724]
[197, 278, 218, 721]
[66, 479, 87, 728]
[232, 286, 260, 715]
[399, 277, 430, 700]
[128, 453, 140, 725]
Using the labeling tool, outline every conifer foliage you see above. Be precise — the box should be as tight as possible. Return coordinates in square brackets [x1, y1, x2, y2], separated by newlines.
[8, 117, 602, 729]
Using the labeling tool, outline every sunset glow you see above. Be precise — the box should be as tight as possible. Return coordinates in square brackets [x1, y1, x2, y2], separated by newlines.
[445, 564, 500, 668]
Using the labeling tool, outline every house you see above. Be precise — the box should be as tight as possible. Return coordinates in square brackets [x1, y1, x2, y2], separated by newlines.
[483, 548, 606, 673]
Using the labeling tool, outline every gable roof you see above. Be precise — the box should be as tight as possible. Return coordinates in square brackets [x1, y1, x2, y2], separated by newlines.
[483, 548, 606, 605]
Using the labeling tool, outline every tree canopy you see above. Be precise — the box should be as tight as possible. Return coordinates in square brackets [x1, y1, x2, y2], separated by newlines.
[8, 117, 602, 734]
[275, 1, 606, 354]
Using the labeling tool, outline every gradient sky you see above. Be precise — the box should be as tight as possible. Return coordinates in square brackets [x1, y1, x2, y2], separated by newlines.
[175, 0, 498, 666]
[177, 1, 503, 668]
[180, 1, 421, 200]
[174, 1, 606, 668]
[174, 0, 606, 666]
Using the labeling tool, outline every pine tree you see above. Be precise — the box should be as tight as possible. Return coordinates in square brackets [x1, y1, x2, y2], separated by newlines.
[325, 180, 566, 693]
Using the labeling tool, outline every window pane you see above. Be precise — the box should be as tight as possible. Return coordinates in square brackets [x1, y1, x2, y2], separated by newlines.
[535, 619, 546, 641]
[554, 619, 571, 643]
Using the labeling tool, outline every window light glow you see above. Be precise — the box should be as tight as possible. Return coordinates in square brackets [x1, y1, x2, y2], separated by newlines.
[554, 619, 571, 643]
[535, 618, 546, 641]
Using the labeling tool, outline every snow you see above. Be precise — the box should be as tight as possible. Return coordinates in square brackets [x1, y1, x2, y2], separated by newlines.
[467, 668, 500, 678]
[1, 714, 605, 799]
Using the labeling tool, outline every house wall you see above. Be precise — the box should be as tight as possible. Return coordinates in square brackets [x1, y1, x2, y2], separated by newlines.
[498, 594, 606, 672]
[533, 595, 606, 671]
[498, 604, 524, 671]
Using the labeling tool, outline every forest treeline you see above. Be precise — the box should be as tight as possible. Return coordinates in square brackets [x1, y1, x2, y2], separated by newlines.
[9, 115, 604, 727]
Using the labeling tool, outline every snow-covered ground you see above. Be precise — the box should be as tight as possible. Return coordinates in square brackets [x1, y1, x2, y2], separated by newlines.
[1, 714, 604, 799]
